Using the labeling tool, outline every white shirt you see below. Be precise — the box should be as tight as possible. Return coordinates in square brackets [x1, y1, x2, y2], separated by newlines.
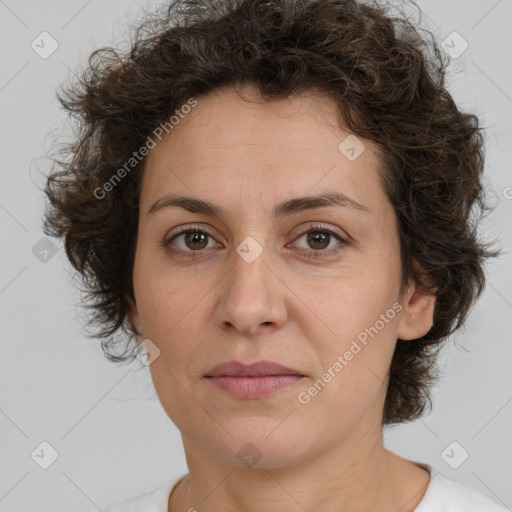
[102, 465, 510, 512]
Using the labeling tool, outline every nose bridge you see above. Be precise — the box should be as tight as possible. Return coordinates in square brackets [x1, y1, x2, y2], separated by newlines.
[215, 234, 286, 334]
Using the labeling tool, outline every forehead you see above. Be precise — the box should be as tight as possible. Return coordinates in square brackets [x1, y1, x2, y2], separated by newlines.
[140, 85, 388, 217]
[150, 85, 374, 157]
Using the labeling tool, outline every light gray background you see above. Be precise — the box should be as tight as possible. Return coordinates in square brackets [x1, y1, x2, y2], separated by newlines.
[0, 0, 511, 510]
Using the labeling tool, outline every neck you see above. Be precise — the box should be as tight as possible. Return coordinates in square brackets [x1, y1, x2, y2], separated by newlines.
[169, 423, 430, 512]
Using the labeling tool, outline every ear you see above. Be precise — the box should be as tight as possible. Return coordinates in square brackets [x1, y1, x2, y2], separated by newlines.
[126, 297, 143, 338]
[397, 280, 436, 340]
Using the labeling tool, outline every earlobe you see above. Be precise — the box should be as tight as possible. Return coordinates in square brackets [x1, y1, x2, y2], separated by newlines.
[397, 284, 436, 340]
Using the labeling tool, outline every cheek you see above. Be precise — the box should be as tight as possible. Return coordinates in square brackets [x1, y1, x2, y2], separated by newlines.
[300, 316, 398, 432]
[303, 265, 400, 343]
[298, 270, 401, 405]
[137, 284, 203, 361]
[133, 248, 202, 337]
[135, 277, 209, 426]
[133, 264, 214, 374]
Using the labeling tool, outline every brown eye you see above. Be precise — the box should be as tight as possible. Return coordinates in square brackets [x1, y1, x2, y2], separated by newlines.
[306, 231, 331, 250]
[292, 224, 348, 258]
[182, 231, 209, 250]
[162, 227, 219, 258]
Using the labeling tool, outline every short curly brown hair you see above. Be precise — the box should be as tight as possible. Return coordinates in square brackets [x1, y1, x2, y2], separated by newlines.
[42, 0, 497, 425]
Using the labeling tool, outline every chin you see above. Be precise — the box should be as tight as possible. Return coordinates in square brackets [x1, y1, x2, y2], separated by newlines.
[199, 419, 314, 469]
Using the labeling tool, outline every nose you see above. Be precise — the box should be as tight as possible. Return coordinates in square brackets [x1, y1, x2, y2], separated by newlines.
[214, 241, 288, 337]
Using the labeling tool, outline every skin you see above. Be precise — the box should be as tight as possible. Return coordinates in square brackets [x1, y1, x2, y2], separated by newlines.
[127, 83, 436, 512]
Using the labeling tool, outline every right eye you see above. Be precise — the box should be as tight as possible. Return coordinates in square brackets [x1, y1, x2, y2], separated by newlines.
[161, 226, 221, 258]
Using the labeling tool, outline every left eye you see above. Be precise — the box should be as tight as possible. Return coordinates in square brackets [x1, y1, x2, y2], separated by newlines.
[293, 228, 345, 253]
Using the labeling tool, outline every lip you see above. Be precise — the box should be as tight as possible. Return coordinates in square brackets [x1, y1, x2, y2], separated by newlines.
[204, 360, 305, 378]
[204, 360, 307, 399]
[206, 375, 306, 399]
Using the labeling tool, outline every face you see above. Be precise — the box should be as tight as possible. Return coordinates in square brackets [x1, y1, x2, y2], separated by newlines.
[128, 84, 434, 469]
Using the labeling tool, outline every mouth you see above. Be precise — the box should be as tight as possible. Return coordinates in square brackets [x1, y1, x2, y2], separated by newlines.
[204, 360, 305, 378]
[204, 360, 307, 399]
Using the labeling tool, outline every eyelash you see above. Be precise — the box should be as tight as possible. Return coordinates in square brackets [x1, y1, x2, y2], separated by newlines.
[161, 223, 348, 260]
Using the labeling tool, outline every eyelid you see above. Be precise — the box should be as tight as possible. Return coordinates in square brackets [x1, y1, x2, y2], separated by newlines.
[290, 222, 347, 242]
[162, 223, 219, 246]
[288, 222, 348, 254]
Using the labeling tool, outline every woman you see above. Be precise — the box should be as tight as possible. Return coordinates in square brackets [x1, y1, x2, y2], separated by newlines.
[42, 0, 507, 510]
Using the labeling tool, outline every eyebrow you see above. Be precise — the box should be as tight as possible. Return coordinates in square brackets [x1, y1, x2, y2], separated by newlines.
[148, 191, 370, 219]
